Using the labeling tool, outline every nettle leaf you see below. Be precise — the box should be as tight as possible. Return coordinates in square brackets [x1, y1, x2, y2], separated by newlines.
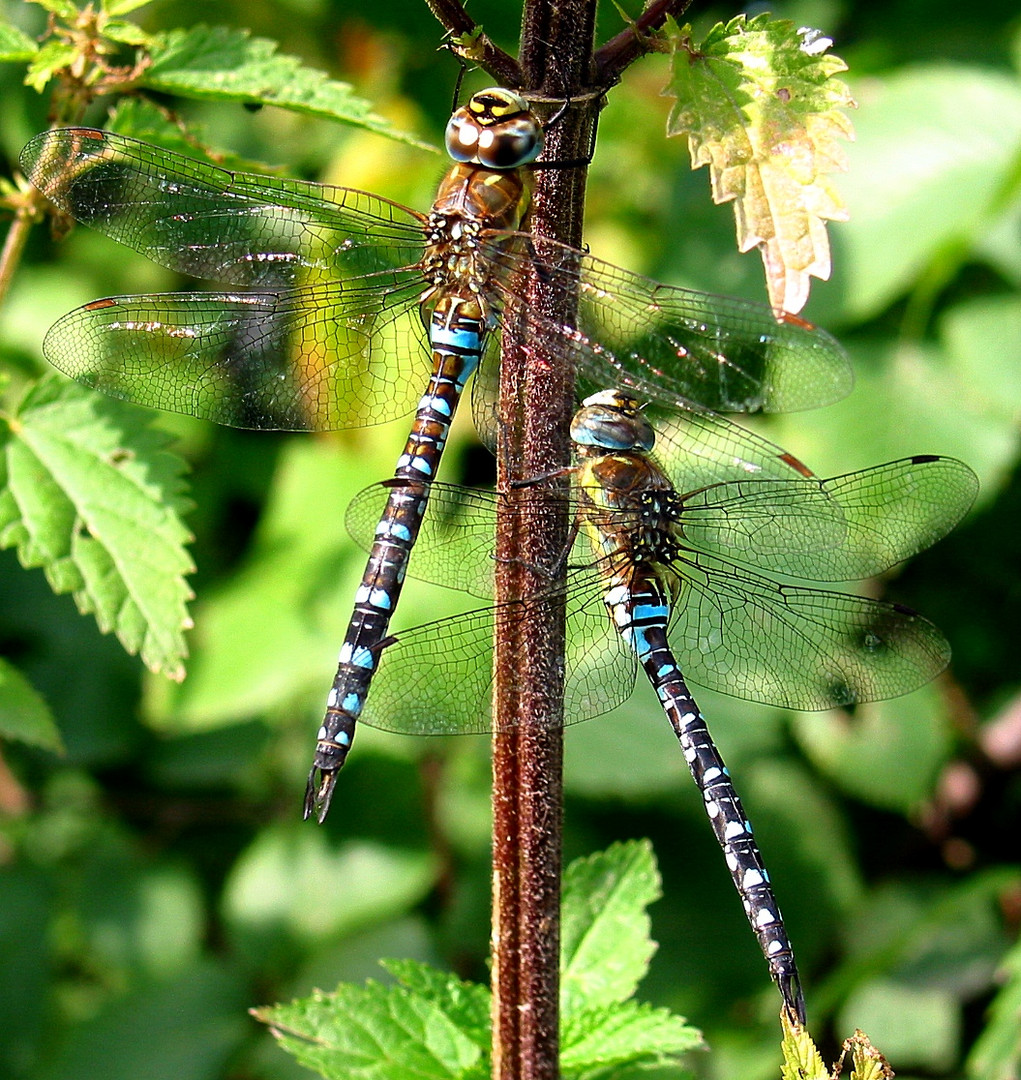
[560, 839, 661, 1016]
[665, 14, 854, 313]
[0, 21, 39, 62]
[31, 0, 80, 20]
[379, 960, 490, 1047]
[780, 1008, 829, 1080]
[843, 1029, 894, 1080]
[0, 658, 63, 752]
[561, 1000, 701, 1077]
[102, 19, 153, 47]
[257, 844, 696, 1079]
[143, 25, 436, 152]
[0, 376, 194, 679]
[24, 39, 77, 91]
[102, 0, 154, 15]
[253, 965, 488, 1080]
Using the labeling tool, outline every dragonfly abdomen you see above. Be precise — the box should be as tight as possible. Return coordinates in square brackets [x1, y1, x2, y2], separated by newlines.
[610, 570, 804, 1023]
[305, 296, 491, 819]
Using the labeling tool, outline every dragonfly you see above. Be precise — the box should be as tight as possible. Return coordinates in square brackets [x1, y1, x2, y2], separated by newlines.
[20, 89, 852, 823]
[341, 389, 978, 1021]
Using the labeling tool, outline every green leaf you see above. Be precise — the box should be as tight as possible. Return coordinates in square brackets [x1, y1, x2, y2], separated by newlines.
[561, 1000, 701, 1076]
[779, 1008, 828, 1079]
[0, 376, 194, 679]
[965, 934, 1021, 1080]
[24, 39, 76, 91]
[0, 657, 62, 751]
[665, 14, 854, 313]
[102, 0, 153, 15]
[844, 1030, 895, 1080]
[222, 827, 435, 966]
[380, 960, 491, 1048]
[835, 66, 1021, 321]
[0, 21, 39, 61]
[143, 26, 436, 151]
[101, 18, 153, 46]
[254, 975, 487, 1080]
[31, 0, 79, 19]
[560, 839, 661, 1016]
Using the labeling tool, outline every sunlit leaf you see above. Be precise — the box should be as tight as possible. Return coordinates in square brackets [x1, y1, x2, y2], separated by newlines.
[0, 21, 39, 61]
[0, 377, 194, 679]
[561, 1000, 701, 1076]
[30, 0, 79, 19]
[24, 39, 77, 91]
[844, 1029, 895, 1080]
[560, 839, 661, 1015]
[101, 18, 153, 46]
[665, 14, 854, 313]
[102, 0, 153, 15]
[780, 1007, 828, 1079]
[254, 970, 488, 1080]
[143, 25, 436, 151]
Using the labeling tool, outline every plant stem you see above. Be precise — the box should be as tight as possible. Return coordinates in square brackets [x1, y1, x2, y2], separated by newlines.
[0, 199, 39, 311]
[490, 4, 598, 1079]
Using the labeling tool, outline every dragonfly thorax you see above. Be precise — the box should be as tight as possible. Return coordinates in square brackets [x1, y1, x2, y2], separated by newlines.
[420, 163, 532, 312]
[577, 451, 685, 569]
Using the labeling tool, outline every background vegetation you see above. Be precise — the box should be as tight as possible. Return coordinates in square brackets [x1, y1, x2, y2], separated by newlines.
[1, 0, 1020, 1078]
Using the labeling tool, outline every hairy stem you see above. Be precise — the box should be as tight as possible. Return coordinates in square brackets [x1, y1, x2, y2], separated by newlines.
[490, 3, 598, 1079]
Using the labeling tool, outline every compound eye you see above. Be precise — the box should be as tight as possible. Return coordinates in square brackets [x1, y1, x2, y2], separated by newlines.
[444, 111, 480, 163]
[475, 116, 543, 169]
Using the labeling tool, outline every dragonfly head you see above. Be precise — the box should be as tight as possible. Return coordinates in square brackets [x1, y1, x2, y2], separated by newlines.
[571, 389, 655, 454]
[445, 87, 544, 169]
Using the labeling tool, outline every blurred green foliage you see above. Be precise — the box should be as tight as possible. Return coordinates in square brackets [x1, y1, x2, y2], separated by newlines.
[1, 1, 1020, 1079]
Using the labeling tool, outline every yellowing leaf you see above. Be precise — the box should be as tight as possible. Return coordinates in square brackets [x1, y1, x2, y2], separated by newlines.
[844, 1029, 895, 1080]
[780, 1007, 829, 1080]
[665, 14, 855, 313]
[779, 1010, 895, 1080]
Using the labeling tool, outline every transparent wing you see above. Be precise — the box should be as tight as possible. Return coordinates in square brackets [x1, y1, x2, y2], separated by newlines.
[664, 554, 950, 709]
[345, 482, 506, 598]
[359, 581, 636, 736]
[486, 235, 852, 417]
[677, 455, 978, 580]
[346, 452, 975, 602]
[40, 275, 430, 430]
[20, 128, 426, 286]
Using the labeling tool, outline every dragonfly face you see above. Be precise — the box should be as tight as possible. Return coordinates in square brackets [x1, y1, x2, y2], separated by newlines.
[569, 389, 655, 453]
[444, 87, 544, 168]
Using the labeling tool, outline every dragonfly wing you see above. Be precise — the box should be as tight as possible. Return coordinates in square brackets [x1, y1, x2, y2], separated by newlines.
[488, 236, 851, 416]
[42, 276, 429, 430]
[21, 128, 426, 286]
[345, 481, 504, 599]
[667, 554, 951, 709]
[359, 605, 500, 736]
[678, 456, 977, 581]
[562, 579, 638, 722]
[360, 576, 631, 737]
